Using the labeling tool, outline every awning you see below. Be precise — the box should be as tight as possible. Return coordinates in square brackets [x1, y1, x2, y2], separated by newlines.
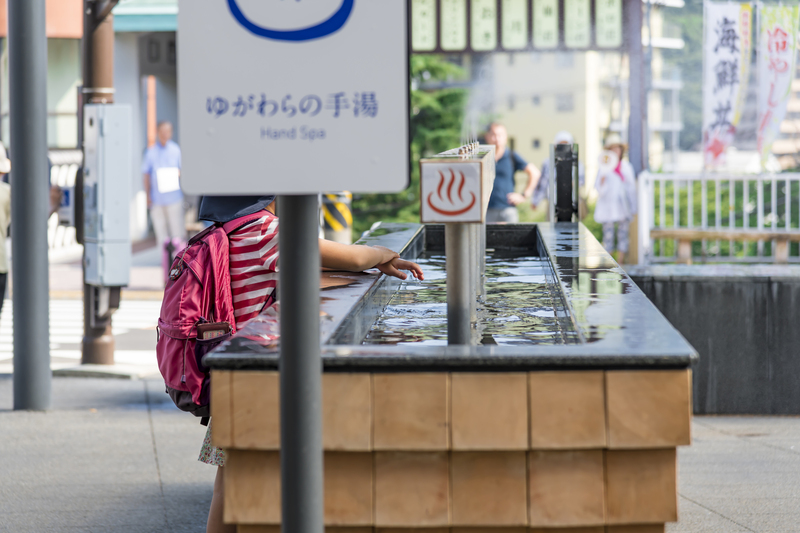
[113, 0, 177, 33]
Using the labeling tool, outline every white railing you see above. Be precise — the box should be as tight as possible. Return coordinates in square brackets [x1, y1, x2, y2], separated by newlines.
[637, 172, 800, 264]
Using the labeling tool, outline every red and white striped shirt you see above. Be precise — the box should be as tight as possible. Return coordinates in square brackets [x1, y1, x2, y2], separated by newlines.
[229, 212, 279, 329]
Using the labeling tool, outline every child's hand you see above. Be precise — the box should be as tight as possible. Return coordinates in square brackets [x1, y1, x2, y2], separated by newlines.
[376, 257, 424, 281]
[370, 245, 400, 265]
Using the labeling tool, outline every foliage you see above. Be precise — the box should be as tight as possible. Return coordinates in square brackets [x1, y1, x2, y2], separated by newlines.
[350, 55, 467, 237]
[662, 2, 703, 151]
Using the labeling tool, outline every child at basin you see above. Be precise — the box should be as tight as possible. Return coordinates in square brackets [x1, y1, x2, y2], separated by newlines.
[195, 195, 423, 533]
[594, 133, 637, 264]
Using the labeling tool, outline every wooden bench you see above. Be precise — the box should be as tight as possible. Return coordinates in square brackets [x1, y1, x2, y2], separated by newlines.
[650, 228, 800, 264]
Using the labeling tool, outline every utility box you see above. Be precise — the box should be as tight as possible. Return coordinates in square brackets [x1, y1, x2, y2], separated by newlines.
[83, 104, 132, 287]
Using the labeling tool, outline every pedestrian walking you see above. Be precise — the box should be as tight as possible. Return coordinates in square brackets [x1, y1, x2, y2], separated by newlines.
[594, 134, 637, 264]
[142, 121, 184, 278]
[484, 123, 540, 223]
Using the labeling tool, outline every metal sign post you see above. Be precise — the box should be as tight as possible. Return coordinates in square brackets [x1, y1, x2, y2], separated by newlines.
[278, 194, 323, 533]
[178, 3, 410, 532]
[9, 0, 51, 410]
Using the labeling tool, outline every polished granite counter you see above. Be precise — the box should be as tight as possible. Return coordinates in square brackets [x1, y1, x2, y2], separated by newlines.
[204, 222, 696, 372]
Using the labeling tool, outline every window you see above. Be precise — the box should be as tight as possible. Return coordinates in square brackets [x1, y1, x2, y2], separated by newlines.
[555, 52, 574, 69]
[556, 93, 574, 113]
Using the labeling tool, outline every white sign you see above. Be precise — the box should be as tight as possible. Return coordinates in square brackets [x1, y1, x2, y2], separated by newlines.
[757, 5, 799, 168]
[178, 0, 410, 195]
[533, 0, 559, 49]
[421, 162, 483, 223]
[702, 1, 752, 169]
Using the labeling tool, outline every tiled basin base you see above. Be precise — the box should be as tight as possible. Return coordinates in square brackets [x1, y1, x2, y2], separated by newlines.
[236, 524, 664, 533]
[211, 370, 691, 531]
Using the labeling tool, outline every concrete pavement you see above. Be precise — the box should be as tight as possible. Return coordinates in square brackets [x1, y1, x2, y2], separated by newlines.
[0, 377, 213, 532]
[2, 376, 800, 532]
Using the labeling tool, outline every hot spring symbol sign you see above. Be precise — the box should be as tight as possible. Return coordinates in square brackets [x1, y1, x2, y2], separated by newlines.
[178, 0, 410, 195]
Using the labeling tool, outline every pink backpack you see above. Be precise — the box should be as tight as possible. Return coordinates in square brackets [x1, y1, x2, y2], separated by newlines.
[156, 212, 264, 421]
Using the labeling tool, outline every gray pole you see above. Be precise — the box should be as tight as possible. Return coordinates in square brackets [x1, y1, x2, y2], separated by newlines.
[9, 0, 50, 410]
[445, 223, 472, 344]
[626, 0, 645, 174]
[279, 194, 324, 533]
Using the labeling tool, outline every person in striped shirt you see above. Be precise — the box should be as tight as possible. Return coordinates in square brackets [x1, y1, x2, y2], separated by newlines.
[197, 195, 423, 533]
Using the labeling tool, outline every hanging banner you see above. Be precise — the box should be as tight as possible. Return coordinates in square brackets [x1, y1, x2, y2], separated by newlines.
[757, 4, 799, 168]
[702, 1, 753, 169]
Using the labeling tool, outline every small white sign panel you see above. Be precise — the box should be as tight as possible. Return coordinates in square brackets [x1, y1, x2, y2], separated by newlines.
[178, 0, 410, 195]
[420, 162, 482, 223]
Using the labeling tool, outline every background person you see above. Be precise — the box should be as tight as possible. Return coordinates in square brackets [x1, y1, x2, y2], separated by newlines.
[594, 134, 636, 264]
[484, 123, 540, 223]
[142, 121, 184, 248]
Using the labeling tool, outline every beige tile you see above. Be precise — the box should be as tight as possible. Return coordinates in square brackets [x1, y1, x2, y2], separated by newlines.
[606, 449, 677, 524]
[373, 374, 449, 450]
[607, 526, 666, 533]
[323, 374, 372, 451]
[528, 450, 605, 527]
[324, 452, 373, 525]
[529, 372, 606, 449]
[211, 370, 233, 448]
[237, 526, 279, 533]
[453, 529, 527, 533]
[224, 450, 281, 524]
[451, 373, 528, 450]
[238, 529, 372, 533]
[377, 529, 449, 533]
[528, 526, 606, 533]
[451, 452, 528, 525]
[606, 370, 691, 449]
[231, 371, 280, 449]
[374, 452, 450, 526]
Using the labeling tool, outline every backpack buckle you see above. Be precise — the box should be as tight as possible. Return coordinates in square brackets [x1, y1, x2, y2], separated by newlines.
[169, 264, 183, 280]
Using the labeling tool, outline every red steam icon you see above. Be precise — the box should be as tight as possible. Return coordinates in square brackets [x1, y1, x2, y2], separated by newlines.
[427, 169, 476, 216]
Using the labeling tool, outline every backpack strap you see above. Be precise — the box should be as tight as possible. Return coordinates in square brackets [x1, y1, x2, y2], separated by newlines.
[222, 210, 270, 236]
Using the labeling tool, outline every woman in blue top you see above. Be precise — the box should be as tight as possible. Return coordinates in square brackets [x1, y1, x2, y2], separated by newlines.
[484, 123, 540, 223]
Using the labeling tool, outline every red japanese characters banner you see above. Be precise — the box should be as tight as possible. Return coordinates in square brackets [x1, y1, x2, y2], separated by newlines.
[703, 1, 753, 170]
[757, 5, 799, 169]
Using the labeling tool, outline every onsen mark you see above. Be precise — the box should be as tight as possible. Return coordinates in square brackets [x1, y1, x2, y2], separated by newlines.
[427, 170, 476, 216]
[227, 0, 354, 42]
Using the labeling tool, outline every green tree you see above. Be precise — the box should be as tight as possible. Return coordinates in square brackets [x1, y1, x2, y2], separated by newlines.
[662, 2, 703, 151]
[351, 55, 467, 236]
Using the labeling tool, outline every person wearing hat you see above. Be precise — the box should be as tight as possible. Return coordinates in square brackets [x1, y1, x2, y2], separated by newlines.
[0, 143, 10, 316]
[531, 131, 585, 215]
[594, 133, 637, 264]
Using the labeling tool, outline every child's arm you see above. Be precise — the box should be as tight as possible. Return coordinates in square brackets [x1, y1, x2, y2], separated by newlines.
[319, 240, 423, 280]
[319, 240, 398, 272]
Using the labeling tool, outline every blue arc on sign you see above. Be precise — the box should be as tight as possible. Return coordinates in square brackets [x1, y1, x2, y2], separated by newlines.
[227, 0, 354, 41]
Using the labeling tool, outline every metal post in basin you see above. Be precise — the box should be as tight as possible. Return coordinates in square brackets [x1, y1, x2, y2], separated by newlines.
[445, 223, 473, 344]
[420, 144, 496, 345]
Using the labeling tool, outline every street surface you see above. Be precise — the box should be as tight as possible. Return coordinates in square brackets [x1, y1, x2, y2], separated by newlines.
[0, 299, 161, 376]
[1, 374, 799, 532]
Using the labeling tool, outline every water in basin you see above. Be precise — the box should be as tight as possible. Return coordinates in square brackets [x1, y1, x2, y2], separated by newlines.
[363, 252, 579, 346]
